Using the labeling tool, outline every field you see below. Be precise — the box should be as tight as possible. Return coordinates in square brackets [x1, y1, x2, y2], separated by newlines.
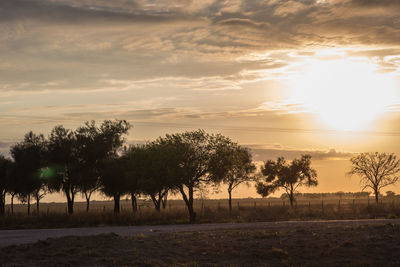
[1, 221, 400, 266]
[2, 196, 400, 229]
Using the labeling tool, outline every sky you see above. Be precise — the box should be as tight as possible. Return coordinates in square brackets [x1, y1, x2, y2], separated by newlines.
[2, 0, 400, 201]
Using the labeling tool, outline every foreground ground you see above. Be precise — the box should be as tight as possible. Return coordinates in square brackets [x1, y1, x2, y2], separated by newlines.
[1, 220, 400, 266]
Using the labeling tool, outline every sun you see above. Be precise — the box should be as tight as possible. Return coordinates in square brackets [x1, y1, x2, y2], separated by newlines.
[290, 59, 397, 131]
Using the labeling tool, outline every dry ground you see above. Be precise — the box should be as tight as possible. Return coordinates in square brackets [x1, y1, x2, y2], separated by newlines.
[1, 222, 400, 266]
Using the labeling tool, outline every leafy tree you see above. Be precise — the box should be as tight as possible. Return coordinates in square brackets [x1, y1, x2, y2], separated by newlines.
[156, 130, 221, 223]
[136, 143, 177, 211]
[348, 152, 400, 203]
[75, 121, 102, 212]
[10, 132, 47, 215]
[5, 163, 18, 214]
[257, 155, 318, 206]
[123, 145, 149, 212]
[46, 126, 79, 214]
[96, 120, 131, 213]
[100, 157, 127, 213]
[209, 139, 256, 212]
[0, 155, 13, 216]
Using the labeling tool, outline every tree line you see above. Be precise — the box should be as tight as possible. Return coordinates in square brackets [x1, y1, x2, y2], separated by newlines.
[1, 119, 399, 223]
[0, 120, 259, 222]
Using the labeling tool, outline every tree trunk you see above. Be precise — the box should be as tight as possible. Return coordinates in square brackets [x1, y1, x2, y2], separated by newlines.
[114, 194, 120, 213]
[228, 189, 232, 213]
[27, 194, 31, 216]
[84, 190, 92, 212]
[150, 194, 161, 211]
[289, 191, 294, 207]
[131, 193, 137, 212]
[65, 189, 74, 214]
[375, 189, 379, 204]
[11, 194, 14, 214]
[0, 191, 5, 216]
[86, 198, 90, 212]
[162, 193, 168, 209]
[179, 185, 196, 223]
[36, 197, 40, 215]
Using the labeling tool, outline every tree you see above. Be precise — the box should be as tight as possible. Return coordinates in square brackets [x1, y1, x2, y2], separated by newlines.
[156, 130, 221, 223]
[256, 155, 318, 206]
[100, 157, 127, 213]
[10, 132, 47, 215]
[0, 155, 13, 216]
[134, 143, 177, 211]
[97, 120, 131, 213]
[6, 163, 18, 214]
[75, 121, 102, 212]
[119, 145, 151, 212]
[348, 152, 400, 203]
[46, 126, 79, 214]
[209, 139, 256, 212]
[386, 191, 396, 198]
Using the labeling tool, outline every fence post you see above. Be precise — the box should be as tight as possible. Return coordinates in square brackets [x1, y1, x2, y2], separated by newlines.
[268, 201, 270, 207]
[237, 201, 240, 211]
[254, 201, 257, 210]
[321, 200, 324, 212]
[338, 199, 341, 212]
[352, 199, 355, 213]
[309, 201, 311, 210]
[217, 201, 220, 210]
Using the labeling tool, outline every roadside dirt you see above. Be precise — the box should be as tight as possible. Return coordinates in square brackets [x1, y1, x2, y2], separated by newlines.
[1, 220, 400, 266]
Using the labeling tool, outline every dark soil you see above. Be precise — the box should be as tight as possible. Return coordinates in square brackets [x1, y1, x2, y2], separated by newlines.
[1, 223, 400, 266]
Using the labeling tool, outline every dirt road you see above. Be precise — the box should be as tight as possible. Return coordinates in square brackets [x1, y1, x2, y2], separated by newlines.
[1, 218, 400, 248]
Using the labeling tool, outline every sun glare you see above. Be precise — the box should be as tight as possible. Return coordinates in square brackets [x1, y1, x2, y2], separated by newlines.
[290, 59, 397, 131]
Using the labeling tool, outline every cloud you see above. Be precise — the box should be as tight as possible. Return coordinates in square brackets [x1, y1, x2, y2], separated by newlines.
[250, 147, 354, 161]
[2, 0, 400, 96]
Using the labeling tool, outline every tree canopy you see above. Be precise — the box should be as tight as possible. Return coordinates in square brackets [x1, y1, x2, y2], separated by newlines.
[256, 155, 317, 206]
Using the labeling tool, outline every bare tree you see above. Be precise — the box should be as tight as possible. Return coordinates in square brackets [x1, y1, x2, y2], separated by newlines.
[348, 152, 400, 203]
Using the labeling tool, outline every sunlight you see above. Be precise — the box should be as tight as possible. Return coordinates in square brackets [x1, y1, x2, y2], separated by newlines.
[290, 59, 397, 131]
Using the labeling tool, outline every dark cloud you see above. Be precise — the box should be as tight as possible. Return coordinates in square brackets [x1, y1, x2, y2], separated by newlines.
[0, 0, 184, 24]
[351, 0, 400, 7]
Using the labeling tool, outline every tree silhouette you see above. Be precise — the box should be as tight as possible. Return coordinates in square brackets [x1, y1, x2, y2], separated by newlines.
[137, 143, 178, 211]
[75, 121, 103, 212]
[257, 155, 318, 206]
[348, 152, 400, 203]
[209, 138, 256, 212]
[0, 155, 12, 216]
[10, 132, 47, 215]
[156, 130, 223, 223]
[46, 125, 80, 214]
[100, 157, 127, 213]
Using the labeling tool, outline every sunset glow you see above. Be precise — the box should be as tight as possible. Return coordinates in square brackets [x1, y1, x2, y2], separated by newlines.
[290, 59, 397, 131]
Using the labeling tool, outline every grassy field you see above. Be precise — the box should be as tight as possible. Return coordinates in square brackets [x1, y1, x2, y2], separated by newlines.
[1, 222, 400, 266]
[2, 197, 400, 229]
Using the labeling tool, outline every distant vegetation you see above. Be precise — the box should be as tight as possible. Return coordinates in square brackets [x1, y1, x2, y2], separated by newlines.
[1, 120, 400, 223]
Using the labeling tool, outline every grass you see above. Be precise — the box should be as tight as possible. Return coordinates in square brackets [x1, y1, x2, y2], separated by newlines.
[1, 197, 400, 229]
[2, 222, 400, 266]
